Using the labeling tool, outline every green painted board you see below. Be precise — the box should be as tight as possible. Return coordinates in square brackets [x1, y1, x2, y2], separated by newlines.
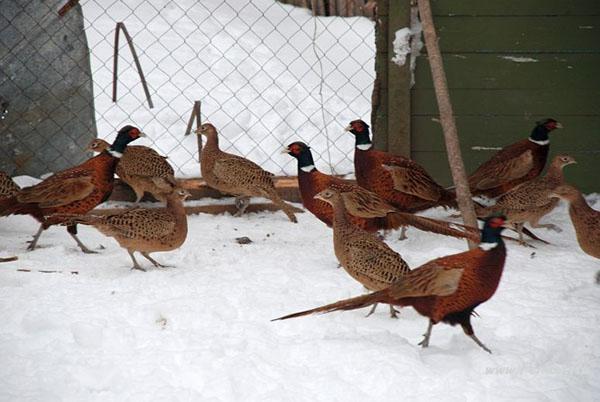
[412, 150, 600, 193]
[411, 88, 600, 115]
[431, 0, 600, 16]
[432, 16, 600, 53]
[411, 116, 600, 152]
[413, 53, 600, 89]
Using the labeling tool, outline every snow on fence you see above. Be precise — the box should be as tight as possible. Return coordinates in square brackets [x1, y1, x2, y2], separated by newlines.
[5, 0, 376, 177]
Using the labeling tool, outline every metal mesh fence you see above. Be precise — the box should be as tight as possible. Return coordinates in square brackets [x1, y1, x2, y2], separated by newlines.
[2, 0, 376, 178]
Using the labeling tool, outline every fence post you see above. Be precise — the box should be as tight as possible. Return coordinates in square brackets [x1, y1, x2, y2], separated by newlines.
[184, 101, 202, 163]
[371, 0, 411, 157]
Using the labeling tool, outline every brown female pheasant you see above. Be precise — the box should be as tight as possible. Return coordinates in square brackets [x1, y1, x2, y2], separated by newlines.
[58, 178, 190, 271]
[476, 154, 576, 242]
[274, 215, 508, 353]
[468, 118, 562, 198]
[0, 171, 19, 199]
[315, 187, 410, 317]
[86, 139, 175, 204]
[549, 185, 600, 283]
[346, 119, 456, 213]
[0, 126, 144, 252]
[284, 141, 479, 241]
[197, 123, 297, 222]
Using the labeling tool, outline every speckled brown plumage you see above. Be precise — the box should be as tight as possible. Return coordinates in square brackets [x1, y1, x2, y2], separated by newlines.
[346, 120, 456, 213]
[477, 154, 576, 242]
[87, 139, 175, 203]
[57, 181, 190, 271]
[0, 126, 144, 252]
[0, 171, 19, 199]
[468, 118, 562, 198]
[197, 123, 297, 223]
[275, 216, 508, 353]
[550, 184, 600, 261]
[315, 187, 410, 317]
[285, 141, 480, 242]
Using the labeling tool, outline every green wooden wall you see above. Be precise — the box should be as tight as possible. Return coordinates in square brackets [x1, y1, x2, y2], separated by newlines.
[411, 0, 600, 192]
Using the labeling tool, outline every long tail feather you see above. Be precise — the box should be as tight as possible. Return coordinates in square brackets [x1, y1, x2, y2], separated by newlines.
[272, 291, 387, 321]
[386, 212, 480, 241]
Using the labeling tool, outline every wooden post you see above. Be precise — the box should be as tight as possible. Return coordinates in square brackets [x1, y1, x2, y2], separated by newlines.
[184, 101, 202, 163]
[417, 0, 478, 249]
[371, 0, 411, 157]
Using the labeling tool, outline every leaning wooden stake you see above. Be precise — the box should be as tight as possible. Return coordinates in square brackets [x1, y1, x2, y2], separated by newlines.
[112, 22, 154, 109]
[184, 101, 202, 163]
[417, 0, 478, 249]
[58, 0, 80, 17]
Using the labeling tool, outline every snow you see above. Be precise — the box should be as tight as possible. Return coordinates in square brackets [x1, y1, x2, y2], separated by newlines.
[500, 56, 539, 63]
[391, 28, 412, 67]
[82, 0, 375, 177]
[1, 199, 599, 400]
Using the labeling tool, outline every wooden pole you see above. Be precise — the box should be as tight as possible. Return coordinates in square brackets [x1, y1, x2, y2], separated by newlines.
[417, 0, 478, 249]
[184, 101, 202, 163]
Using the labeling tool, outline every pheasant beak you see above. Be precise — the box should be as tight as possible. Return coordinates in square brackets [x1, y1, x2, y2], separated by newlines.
[280, 147, 290, 154]
[313, 194, 326, 202]
[344, 124, 352, 132]
[138, 131, 147, 137]
[555, 122, 563, 129]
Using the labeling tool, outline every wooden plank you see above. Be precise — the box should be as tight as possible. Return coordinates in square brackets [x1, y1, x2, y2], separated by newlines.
[386, 0, 411, 157]
[430, 16, 600, 53]
[411, 88, 600, 115]
[414, 53, 600, 89]
[431, 0, 600, 16]
[413, 150, 600, 193]
[411, 115, 600, 152]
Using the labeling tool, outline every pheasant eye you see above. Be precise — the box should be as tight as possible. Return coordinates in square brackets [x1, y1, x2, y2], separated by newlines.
[129, 128, 140, 138]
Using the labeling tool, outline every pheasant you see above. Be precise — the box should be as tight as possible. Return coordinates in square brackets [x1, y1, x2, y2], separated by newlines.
[345, 119, 456, 213]
[56, 178, 190, 271]
[314, 187, 410, 317]
[468, 118, 563, 198]
[549, 185, 600, 281]
[0, 171, 19, 199]
[197, 123, 297, 223]
[0, 126, 144, 252]
[284, 141, 480, 241]
[86, 139, 175, 204]
[274, 215, 508, 353]
[476, 154, 576, 243]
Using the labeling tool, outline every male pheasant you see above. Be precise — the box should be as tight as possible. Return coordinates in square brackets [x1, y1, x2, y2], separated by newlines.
[284, 141, 479, 241]
[0, 126, 144, 252]
[197, 123, 297, 222]
[346, 119, 456, 213]
[274, 215, 508, 353]
[57, 178, 190, 271]
[468, 118, 562, 198]
[315, 187, 410, 317]
[476, 154, 576, 242]
[86, 139, 175, 204]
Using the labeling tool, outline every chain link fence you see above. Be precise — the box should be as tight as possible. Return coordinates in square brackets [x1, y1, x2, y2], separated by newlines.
[2, 0, 376, 178]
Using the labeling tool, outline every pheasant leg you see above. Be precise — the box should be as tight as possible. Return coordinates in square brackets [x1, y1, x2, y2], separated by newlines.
[398, 226, 408, 241]
[418, 320, 434, 348]
[128, 250, 146, 271]
[67, 224, 97, 254]
[389, 304, 400, 319]
[26, 224, 45, 251]
[596, 271, 600, 284]
[461, 320, 492, 353]
[234, 196, 250, 217]
[468, 333, 492, 354]
[365, 303, 378, 317]
[141, 252, 169, 268]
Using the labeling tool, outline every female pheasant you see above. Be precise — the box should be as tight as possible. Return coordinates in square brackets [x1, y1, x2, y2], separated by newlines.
[86, 139, 175, 204]
[284, 141, 479, 241]
[0, 126, 144, 252]
[197, 123, 297, 223]
[0, 171, 19, 199]
[57, 179, 190, 271]
[274, 215, 508, 353]
[468, 118, 562, 198]
[314, 187, 410, 317]
[476, 154, 576, 243]
[346, 119, 456, 213]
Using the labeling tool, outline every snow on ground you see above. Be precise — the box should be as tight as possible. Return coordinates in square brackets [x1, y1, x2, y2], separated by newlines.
[1, 197, 599, 400]
[82, 0, 374, 177]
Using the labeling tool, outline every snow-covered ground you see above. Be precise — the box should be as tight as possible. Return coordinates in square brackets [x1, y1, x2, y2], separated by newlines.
[83, 0, 374, 177]
[1, 198, 599, 400]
